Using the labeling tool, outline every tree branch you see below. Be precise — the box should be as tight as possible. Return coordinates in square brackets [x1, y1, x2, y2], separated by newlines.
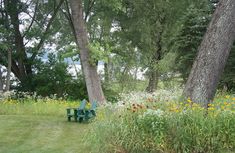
[63, 0, 77, 42]
[31, 0, 65, 60]
[22, 0, 39, 38]
[23, 9, 41, 28]
[84, 0, 95, 22]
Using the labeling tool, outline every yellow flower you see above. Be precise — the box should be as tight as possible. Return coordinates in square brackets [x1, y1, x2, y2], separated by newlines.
[185, 103, 190, 107]
[187, 98, 192, 103]
[208, 107, 215, 111]
[85, 102, 91, 109]
[225, 95, 230, 99]
[208, 103, 214, 107]
[232, 97, 235, 101]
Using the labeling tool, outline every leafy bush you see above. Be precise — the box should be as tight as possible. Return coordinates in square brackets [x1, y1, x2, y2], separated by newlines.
[102, 84, 120, 103]
[16, 54, 88, 100]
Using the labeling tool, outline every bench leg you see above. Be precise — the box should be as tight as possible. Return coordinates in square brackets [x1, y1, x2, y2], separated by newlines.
[74, 109, 78, 122]
[74, 115, 78, 122]
[78, 117, 83, 123]
[67, 108, 71, 122]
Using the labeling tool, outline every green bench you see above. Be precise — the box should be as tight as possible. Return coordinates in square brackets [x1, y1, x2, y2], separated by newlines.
[66, 99, 97, 123]
[66, 99, 86, 122]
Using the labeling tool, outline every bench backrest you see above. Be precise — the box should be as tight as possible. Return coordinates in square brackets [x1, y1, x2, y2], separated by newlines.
[78, 99, 87, 110]
[90, 101, 97, 110]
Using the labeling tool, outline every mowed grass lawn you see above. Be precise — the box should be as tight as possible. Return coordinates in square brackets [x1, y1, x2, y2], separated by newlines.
[0, 100, 92, 153]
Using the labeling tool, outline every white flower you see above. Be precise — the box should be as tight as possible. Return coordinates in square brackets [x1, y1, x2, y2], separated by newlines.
[143, 109, 164, 117]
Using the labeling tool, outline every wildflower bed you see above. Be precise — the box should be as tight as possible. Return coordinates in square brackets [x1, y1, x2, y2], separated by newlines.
[86, 92, 235, 153]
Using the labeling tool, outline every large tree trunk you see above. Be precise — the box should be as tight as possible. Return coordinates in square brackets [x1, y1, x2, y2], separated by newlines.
[146, 19, 164, 93]
[69, 0, 106, 104]
[183, 0, 235, 107]
[7, 0, 27, 79]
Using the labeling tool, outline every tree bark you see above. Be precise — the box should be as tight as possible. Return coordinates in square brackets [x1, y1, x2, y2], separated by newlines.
[7, 0, 27, 78]
[183, 0, 235, 107]
[145, 16, 164, 93]
[6, 49, 12, 91]
[146, 69, 158, 93]
[146, 43, 162, 93]
[69, 0, 106, 104]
